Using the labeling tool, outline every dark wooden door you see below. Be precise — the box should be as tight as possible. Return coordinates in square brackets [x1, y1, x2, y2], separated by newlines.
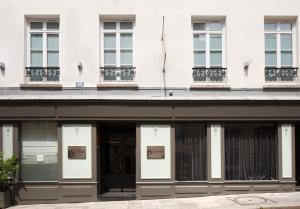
[105, 136, 135, 192]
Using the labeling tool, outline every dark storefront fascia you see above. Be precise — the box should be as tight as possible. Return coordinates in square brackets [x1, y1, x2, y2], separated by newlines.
[0, 99, 298, 204]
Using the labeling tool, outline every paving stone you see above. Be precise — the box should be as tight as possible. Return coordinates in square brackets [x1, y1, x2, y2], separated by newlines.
[8, 192, 300, 209]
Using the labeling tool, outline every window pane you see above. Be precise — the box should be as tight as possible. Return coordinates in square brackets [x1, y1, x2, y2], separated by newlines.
[281, 34, 292, 50]
[47, 34, 59, 51]
[225, 123, 277, 181]
[210, 51, 222, 66]
[31, 34, 43, 50]
[193, 34, 205, 50]
[265, 51, 277, 66]
[47, 52, 59, 66]
[209, 22, 222, 31]
[281, 51, 293, 66]
[175, 124, 207, 181]
[280, 23, 292, 31]
[265, 34, 276, 50]
[104, 50, 116, 65]
[47, 22, 59, 30]
[194, 51, 206, 66]
[193, 23, 205, 31]
[31, 51, 43, 66]
[120, 33, 132, 49]
[30, 22, 43, 30]
[104, 34, 116, 49]
[104, 22, 116, 30]
[120, 50, 133, 65]
[21, 122, 58, 181]
[264, 23, 276, 31]
[210, 34, 222, 50]
[120, 22, 133, 30]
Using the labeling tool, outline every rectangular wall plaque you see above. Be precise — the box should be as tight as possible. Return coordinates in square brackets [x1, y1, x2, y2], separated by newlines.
[68, 146, 86, 159]
[147, 146, 165, 159]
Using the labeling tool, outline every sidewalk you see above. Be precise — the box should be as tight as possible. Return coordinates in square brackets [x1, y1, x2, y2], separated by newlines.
[9, 192, 300, 209]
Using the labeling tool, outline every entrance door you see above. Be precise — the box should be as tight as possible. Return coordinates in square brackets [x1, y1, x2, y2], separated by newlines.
[106, 137, 135, 191]
[99, 125, 136, 193]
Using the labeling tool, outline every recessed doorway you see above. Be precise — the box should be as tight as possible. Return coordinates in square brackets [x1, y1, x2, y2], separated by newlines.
[97, 123, 136, 200]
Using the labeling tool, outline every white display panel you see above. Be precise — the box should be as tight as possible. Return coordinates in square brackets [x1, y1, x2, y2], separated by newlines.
[281, 124, 292, 178]
[62, 124, 92, 179]
[211, 124, 221, 179]
[141, 125, 171, 179]
[2, 125, 13, 159]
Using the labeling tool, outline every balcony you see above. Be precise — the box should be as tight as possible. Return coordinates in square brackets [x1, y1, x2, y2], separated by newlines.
[25, 67, 60, 82]
[100, 66, 136, 82]
[265, 67, 298, 82]
[192, 67, 227, 82]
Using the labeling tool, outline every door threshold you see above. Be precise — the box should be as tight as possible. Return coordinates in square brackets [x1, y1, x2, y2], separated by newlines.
[98, 191, 136, 201]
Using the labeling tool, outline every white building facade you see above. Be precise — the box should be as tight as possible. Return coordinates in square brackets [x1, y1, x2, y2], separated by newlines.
[0, 0, 300, 204]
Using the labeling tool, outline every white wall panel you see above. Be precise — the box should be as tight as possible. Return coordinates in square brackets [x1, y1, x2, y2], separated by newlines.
[1, 0, 300, 88]
[211, 124, 221, 179]
[2, 124, 13, 159]
[62, 124, 92, 179]
[140, 125, 171, 179]
[281, 124, 292, 178]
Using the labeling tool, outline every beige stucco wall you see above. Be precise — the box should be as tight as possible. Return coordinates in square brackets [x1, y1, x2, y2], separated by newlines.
[0, 0, 299, 88]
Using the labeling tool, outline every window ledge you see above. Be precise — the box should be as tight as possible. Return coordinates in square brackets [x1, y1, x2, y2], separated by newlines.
[97, 83, 138, 89]
[190, 83, 230, 90]
[20, 83, 62, 89]
[263, 84, 300, 89]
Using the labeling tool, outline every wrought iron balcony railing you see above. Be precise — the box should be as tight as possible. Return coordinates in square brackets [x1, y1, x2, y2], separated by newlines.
[265, 67, 298, 82]
[25, 67, 60, 82]
[100, 66, 136, 82]
[192, 67, 227, 82]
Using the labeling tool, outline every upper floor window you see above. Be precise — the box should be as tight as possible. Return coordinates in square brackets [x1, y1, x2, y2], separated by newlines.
[264, 21, 298, 82]
[26, 20, 60, 82]
[192, 21, 226, 82]
[101, 21, 135, 82]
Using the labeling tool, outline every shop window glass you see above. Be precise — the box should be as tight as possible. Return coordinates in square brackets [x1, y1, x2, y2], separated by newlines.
[21, 122, 58, 181]
[176, 123, 207, 181]
[225, 123, 277, 180]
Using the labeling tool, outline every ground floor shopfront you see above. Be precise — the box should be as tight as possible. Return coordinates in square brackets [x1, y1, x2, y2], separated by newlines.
[0, 100, 300, 205]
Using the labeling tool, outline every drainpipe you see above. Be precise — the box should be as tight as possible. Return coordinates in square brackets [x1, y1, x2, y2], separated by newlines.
[161, 16, 167, 97]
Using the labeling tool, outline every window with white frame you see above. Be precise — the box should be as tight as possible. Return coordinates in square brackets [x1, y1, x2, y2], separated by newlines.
[26, 20, 60, 82]
[264, 21, 298, 82]
[192, 21, 226, 82]
[101, 21, 135, 81]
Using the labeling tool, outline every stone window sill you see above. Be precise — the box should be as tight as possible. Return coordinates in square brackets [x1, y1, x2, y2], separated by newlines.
[263, 84, 300, 89]
[97, 83, 138, 89]
[190, 84, 230, 90]
[20, 83, 63, 89]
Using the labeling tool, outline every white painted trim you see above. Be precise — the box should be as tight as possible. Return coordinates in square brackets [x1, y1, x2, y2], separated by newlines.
[210, 124, 221, 179]
[281, 124, 293, 178]
[62, 124, 92, 179]
[2, 124, 13, 159]
[140, 124, 171, 179]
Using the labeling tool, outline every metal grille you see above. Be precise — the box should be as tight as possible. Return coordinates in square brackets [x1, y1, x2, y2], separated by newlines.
[25, 67, 60, 82]
[265, 67, 298, 82]
[100, 66, 136, 81]
[193, 67, 227, 82]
